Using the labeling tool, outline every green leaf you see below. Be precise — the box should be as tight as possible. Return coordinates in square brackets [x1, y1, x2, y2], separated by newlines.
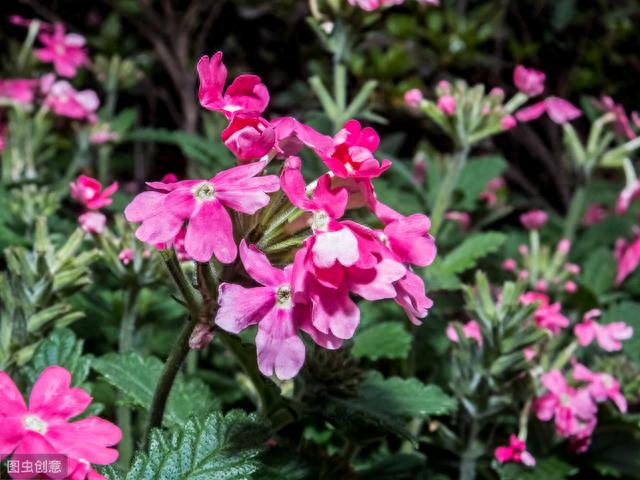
[356, 453, 426, 479]
[580, 247, 616, 297]
[498, 457, 577, 480]
[426, 232, 506, 290]
[92, 352, 217, 426]
[352, 322, 412, 361]
[123, 410, 269, 480]
[24, 328, 90, 385]
[457, 156, 507, 209]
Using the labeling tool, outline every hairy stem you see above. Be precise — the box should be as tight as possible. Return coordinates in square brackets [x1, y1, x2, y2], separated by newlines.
[563, 185, 587, 242]
[430, 145, 470, 237]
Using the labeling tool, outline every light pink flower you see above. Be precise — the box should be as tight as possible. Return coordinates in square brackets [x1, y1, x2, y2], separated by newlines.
[216, 241, 341, 379]
[494, 435, 535, 467]
[574, 309, 632, 352]
[516, 97, 582, 125]
[444, 211, 470, 230]
[565, 262, 580, 275]
[0, 79, 38, 104]
[614, 234, 640, 285]
[70, 175, 118, 210]
[572, 363, 627, 413]
[534, 370, 597, 439]
[564, 281, 577, 293]
[124, 160, 279, 263]
[513, 65, 545, 97]
[221, 112, 276, 162]
[118, 248, 134, 265]
[437, 95, 456, 116]
[520, 292, 569, 335]
[446, 320, 483, 346]
[320, 120, 391, 179]
[0, 366, 121, 478]
[35, 23, 89, 78]
[615, 180, 640, 215]
[197, 52, 269, 118]
[519, 209, 548, 230]
[89, 125, 120, 145]
[44, 80, 99, 122]
[557, 239, 571, 255]
[583, 203, 607, 225]
[78, 212, 106, 234]
[502, 258, 517, 271]
[404, 88, 423, 108]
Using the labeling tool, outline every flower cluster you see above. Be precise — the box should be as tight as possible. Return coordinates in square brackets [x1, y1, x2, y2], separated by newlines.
[70, 175, 118, 234]
[125, 52, 436, 379]
[347, 0, 439, 11]
[0, 366, 121, 480]
[494, 435, 535, 467]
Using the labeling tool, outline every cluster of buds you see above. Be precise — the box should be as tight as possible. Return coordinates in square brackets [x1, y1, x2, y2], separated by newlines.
[69, 175, 118, 234]
[124, 52, 436, 380]
[502, 209, 579, 295]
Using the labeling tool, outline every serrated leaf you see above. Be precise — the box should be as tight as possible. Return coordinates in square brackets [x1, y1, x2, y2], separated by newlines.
[352, 322, 412, 361]
[123, 410, 269, 480]
[24, 328, 90, 385]
[92, 352, 217, 426]
[430, 232, 506, 280]
[498, 457, 577, 480]
[580, 247, 616, 297]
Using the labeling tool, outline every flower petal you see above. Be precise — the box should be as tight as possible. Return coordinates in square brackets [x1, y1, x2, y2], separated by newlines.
[215, 283, 275, 333]
[185, 200, 236, 263]
[29, 366, 92, 421]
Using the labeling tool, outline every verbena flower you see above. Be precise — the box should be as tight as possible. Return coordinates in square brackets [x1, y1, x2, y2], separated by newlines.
[494, 435, 535, 466]
[35, 23, 89, 78]
[574, 309, 633, 351]
[70, 175, 118, 210]
[513, 65, 545, 97]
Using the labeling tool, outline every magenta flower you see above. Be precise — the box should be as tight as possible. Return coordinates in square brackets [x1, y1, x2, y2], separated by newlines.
[0, 366, 121, 478]
[614, 234, 640, 285]
[573, 363, 627, 413]
[44, 80, 99, 122]
[597, 96, 636, 140]
[78, 211, 107, 234]
[35, 23, 89, 78]
[70, 175, 118, 210]
[615, 180, 640, 215]
[513, 65, 545, 97]
[494, 435, 535, 467]
[516, 97, 581, 125]
[437, 95, 456, 116]
[583, 203, 607, 225]
[574, 309, 633, 352]
[215, 241, 341, 379]
[118, 248, 134, 265]
[404, 88, 423, 108]
[534, 370, 597, 439]
[271, 117, 333, 159]
[519, 209, 547, 230]
[500, 114, 517, 130]
[197, 52, 269, 117]
[124, 160, 280, 263]
[320, 120, 391, 179]
[446, 320, 483, 346]
[520, 292, 569, 335]
[0, 79, 38, 104]
[221, 112, 275, 162]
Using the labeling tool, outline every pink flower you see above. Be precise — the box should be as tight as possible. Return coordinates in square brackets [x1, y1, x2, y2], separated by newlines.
[70, 175, 118, 210]
[597, 96, 635, 140]
[221, 113, 276, 162]
[404, 88, 423, 108]
[270, 117, 333, 159]
[446, 320, 483, 346]
[437, 95, 456, 116]
[614, 234, 640, 285]
[557, 239, 571, 255]
[197, 52, 269, 118]
[583, 203, 607, 225]
[118, 248, 134, 265]
[215, 241, 341, 379]
[320, 120, 391, 179]
[534, 370, 598, 439]
[0, 366, 121, 478]
[574, 309, 632, 352]
[500, 114, 517, 130]
[516, 97, 582, 125]
[89, 125, 120, 145]
[519, 209, 548, 230]
[35, 23, 89, 78]
[564, 281, 577, 293]
[494, 435, 535, 467]
[444, 211, 470, 230]
[124, 160, 279, 263]
[502, 258, 517, 271]
[78, 212, 106, 234]
[520, 292, 569, 335]
[0, 79, 38, 104]
[44, 81, 99, 122]
[565, 262, 580, 275]
[615, 180, 640, 215]
[513, 65, 546, 97]
[573, 363, 627, 413]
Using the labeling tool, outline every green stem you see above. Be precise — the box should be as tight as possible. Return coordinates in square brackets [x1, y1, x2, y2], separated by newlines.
[430, 145, 470, 237]
[459, 420, 479, 480]
[562, 185, 587, 242]
[160, 249, 200, 314]
[144, 316, 198, 443]
[550, 341, 578, 372]
[117, 285, 140, 469]
[529, 229, 540, 285]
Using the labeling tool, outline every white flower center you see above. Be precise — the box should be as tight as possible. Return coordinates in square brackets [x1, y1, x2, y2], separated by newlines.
[310, 210, 330, 232]
[378, 232, 389, 247]
[193, 182, 216, 201]
[23, 414, 48, 434]
[275, 284, 292, 308]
